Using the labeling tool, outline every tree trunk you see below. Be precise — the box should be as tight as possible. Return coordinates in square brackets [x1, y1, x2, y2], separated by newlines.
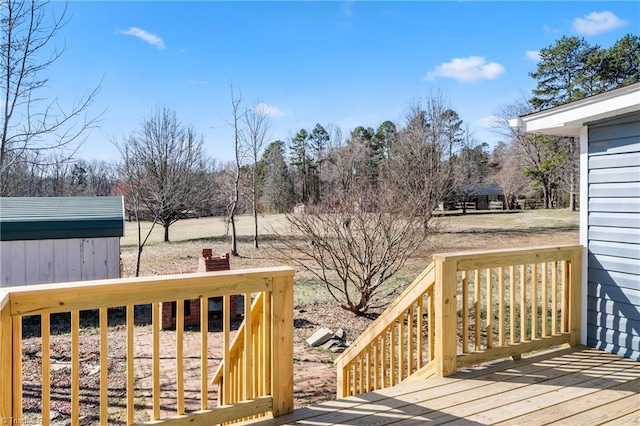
[253, 206, 259, 249]
[136, 209, 142, 277]
[164, 224, 170, 243]
[569, 164, 577, 211]
[230, 212, 238, 256]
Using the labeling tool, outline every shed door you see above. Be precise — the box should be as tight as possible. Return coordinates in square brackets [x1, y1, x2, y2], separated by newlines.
[587, 111, 640, 361]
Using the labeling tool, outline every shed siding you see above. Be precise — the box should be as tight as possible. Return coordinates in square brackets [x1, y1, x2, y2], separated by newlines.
[587, 111, 640, 361]
[0, 237, 121, 287]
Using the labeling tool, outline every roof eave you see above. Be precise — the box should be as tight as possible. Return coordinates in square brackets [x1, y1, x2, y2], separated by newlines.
[510, 83, 640, 136]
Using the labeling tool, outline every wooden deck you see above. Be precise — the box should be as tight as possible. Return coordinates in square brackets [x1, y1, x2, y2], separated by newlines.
[251, 346, 640, 425]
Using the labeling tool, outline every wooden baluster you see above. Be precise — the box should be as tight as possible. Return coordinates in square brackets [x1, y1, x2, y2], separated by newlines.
[126, 305, 134, 424]
[244, 292, 253, 401]
[390, 322, 396, 386]
[462, 271, 468, 354]
[373, 337, 379, 390]
[542, 263, 548, 337]
[359, 353, 365, 394]
[498, 267, 505, 347]
[562, 260, 570, 333]
[428, 288, 435, 361]
[417, 296, 424, 367]
[398, 311, 405, 381]
[263, 290, 272, 398]
[510, 266, 516, 345]
[177, 300, 184, 415]
[381, 329, 387, 388]
[474, 270, 481, 351]
[11, 316, 21, 422]
[486, 269, 493, 349]
[152, 302, 160, 419]
[71, 310, 80, 426]
[532, 264, 538, 339]
[552, 261, 558, 334]
[99, 308, 108, 425]
[520, 265, 527, 342]
[351, 362, 357, 397]
[408, 305, 414, 375]
[42, 314, 51, 426]
[201, 297, 208, 410]
[223, 295, 231, 405]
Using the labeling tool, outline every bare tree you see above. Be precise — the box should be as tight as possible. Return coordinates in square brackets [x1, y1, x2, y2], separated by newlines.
[490, 142, 531, 209]
[244, 102, 272, 248]
[0, 0, 100, 174]
[114, 144, 158, 277]
[273, 178, 430, 316]
[386, 94, 454, 223]
[225, 86, 245, 256]
[494, 97, 571, 209]
[115, 107, 206, 244]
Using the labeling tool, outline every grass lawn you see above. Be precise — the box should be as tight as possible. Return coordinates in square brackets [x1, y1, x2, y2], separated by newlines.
[121, 209, 579, 307]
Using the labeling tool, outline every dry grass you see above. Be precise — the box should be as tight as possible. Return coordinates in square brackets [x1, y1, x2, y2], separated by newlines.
[121, 209, 579, 306]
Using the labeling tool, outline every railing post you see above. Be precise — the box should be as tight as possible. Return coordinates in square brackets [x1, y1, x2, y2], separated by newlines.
[569, 248, 582, 346]
[434, 255, 458, 377]
[0, 292, 12, 421]
[271, 275, 294, 416]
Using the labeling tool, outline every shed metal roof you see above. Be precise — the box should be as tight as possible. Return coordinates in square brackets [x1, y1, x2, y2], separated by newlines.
[0, 196, 125, 241]
[459, 183, 503, 196]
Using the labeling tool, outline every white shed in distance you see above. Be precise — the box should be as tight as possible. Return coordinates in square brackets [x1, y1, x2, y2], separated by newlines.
[0, 196, 125, 288]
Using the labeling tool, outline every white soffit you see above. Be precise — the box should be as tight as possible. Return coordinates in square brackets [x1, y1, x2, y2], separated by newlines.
[510, 83, 640, 136]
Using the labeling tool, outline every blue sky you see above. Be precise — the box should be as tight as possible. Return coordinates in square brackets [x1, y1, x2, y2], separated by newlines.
[46, 1, 639, 163]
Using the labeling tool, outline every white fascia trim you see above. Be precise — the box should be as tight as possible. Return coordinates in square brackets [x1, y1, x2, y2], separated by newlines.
[514, 84, 640, 136]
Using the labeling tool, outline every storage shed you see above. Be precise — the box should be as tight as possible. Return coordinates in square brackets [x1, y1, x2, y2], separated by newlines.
[0, 196, 125, 287]
[511, 82, 640, 360]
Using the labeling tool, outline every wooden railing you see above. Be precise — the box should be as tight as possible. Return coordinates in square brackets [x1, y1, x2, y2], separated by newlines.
[0, 267, 294, 426]
[336, 245, 582, 396]
[435, 244, 582, 375]
[334, 263, 436, 398]
[211, 292, 270, 411]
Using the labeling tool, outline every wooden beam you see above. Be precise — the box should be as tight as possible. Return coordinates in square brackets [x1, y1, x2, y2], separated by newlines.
[9, 267, 294, 316]
[138, 396, 273, 426]
[569, 251, 582, 346]
[271, 275, 293, 417]
[433, 245, 582, 271]
[435, 256, 458, 377]
[0, 293, 12, 421]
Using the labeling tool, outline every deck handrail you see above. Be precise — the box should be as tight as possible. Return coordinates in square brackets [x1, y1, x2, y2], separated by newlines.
[334, 262, 436, 398]
[434, 244, 582, 375]
[0, 267, 294, 425]
[336, 244, 582, 397]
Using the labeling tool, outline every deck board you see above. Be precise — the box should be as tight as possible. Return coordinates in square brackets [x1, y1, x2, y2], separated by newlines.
[252, 346, 640, 425]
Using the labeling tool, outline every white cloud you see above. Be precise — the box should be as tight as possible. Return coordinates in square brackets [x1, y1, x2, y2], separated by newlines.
[424, 56, 505, 83]
[255, 103, 290, 118]
[476, 115, 499, 129]
[525, 50, 541, 62]
[573, 11, 627, 36]
[120, 27, 166, 50]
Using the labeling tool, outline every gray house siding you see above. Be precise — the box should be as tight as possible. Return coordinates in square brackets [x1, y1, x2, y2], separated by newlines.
[586, 111, 640, 361]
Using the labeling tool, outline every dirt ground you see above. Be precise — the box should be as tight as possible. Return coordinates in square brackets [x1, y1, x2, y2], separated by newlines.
[19, 210, 579, 424]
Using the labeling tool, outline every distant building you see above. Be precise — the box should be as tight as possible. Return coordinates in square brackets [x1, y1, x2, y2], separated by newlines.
[0, 196, 125, 287]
